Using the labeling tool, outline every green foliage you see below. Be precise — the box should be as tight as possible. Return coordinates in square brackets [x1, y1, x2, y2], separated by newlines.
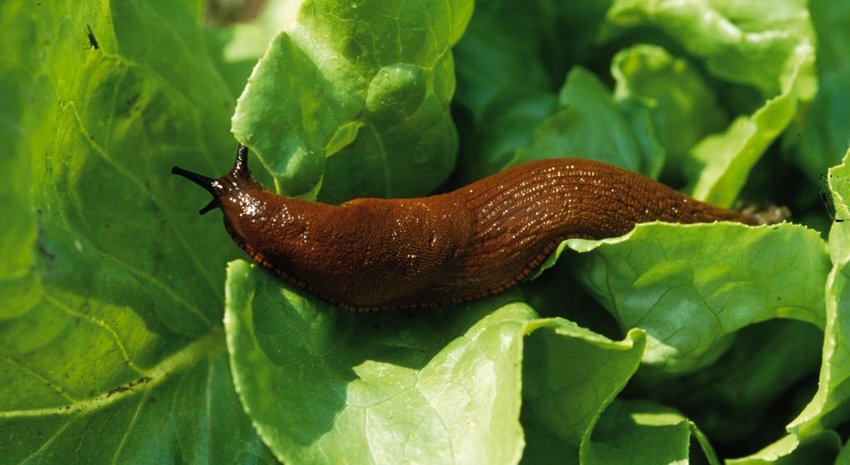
[226, 262, 530, 464]
[0, 0, 274, 462]
[231, 0, 473, 202]
[569, 222, 828, 371]
[3, 0, 850, 464]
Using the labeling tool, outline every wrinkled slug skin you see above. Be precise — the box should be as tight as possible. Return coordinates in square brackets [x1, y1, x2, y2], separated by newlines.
[173, 145, 758, 311]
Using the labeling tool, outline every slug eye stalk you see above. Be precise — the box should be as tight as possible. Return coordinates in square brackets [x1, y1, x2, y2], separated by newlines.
[170, 166, 221, 215]
[171, 144, 252, 215]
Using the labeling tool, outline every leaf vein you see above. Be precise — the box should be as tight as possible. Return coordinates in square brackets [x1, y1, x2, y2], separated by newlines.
[45, 293, 147, 375]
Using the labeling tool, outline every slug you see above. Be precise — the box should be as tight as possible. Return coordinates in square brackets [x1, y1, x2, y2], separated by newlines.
[172, 144, 762, 311]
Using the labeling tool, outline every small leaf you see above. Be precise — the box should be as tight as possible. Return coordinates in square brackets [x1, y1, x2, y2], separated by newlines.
[583, 400, 720, 465]
[513, 67, 661, 176]
[611, 44, 727, 176]
[520, 323, 646, 464]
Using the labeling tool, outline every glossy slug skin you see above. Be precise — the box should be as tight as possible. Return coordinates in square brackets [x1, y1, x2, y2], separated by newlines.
[173, 145, 760, 311]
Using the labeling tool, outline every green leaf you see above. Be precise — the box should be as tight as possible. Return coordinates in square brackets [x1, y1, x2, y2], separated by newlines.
[611, 44, 727, 177]
[0, 0, 274, 462]
[0, 330, 273, 464]
[726, 432, 840, 465]
[451, 1, 553, 123]
[451, 0, 616, 182]
[796, 0, 850, 181]
[687, 84, 804, 206]
[556, 222, 829, 372]
[0, 2, 39, 316]
[457, 92, 559, 181]
[603, 0, 814, 97]
[219, 0, 303, 63]
[513, 67, 662, 176]
[628, 320, 822, 449]
[520, 323, 645, 464]
[231, 0, 473, 202]
[583, 400, 720, 465]
[789, 149, 850, 437]
[837, 437, 850, 465]
[226, 261, 532, 465]
[453, 0, 612, 124]
[604, 0, 816, 206]
[227, 261, 652, 465]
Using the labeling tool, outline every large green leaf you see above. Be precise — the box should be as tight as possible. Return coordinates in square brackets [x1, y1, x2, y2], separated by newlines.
[564, 223, 829, 372]
[231, 0, 473, 202]
[226, 261, 530, 465]
[227, 261, 654, 465]
[0, 0, 274, 462]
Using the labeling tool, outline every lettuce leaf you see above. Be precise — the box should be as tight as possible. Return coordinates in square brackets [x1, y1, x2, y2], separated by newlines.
[225, 261, 529, 464]
[795, 0, 850, 182]
[513, 67, 662, 176]
[566, 222, 828, 372]
[4, 0, 850, 464]
[0, 0, 275, 462]
[583, 400, 720, 465]
[231, 0, 473, 202]
[602, 0, 816, 206]
[225, 261, 647, 465]
[789, 148, 850, 436]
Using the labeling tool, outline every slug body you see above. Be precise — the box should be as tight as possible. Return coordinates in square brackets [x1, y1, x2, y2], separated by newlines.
[173, 145, 758, 311]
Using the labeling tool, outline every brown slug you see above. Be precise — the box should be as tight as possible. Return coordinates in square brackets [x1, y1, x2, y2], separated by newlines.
[172, 144, 762, 312]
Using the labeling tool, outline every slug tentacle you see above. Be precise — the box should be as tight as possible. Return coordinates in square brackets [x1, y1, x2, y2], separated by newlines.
[170, 165, 222, 215]
[230, 144, 251, 180]
[173, 144, 771, 311]
[170, 167, 218, 195]
[172, 144, 257, 215]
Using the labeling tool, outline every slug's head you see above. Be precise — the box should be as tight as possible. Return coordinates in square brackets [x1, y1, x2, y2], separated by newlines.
[171, 144, 259, 215]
